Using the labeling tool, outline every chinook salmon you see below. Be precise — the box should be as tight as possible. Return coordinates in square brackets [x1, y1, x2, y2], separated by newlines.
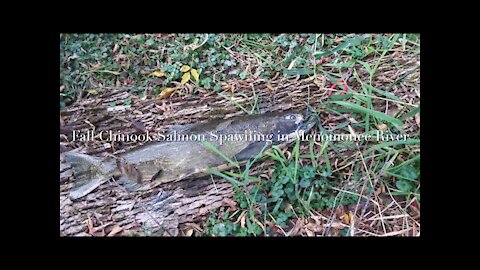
[64, 111, 315, 200]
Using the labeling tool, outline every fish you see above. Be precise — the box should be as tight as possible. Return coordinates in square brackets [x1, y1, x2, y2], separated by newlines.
[63, 110, 316, 200]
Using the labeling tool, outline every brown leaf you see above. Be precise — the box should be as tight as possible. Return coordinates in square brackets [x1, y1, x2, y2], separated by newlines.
[284, 203, 294, 213]
[107, 225, 123, 236]
[87, 216, 94, 235]
[152, 78, 164, 85]
[343, 213, 350, 224]
[305, 228, 315, 236]
[185, 222, 203, 233]
[92, 222, 114, 233]
[234, 210, 246, 224]
[113, 44, 120, 53]
[253, 218, 266, 235]
[223, 198, 237, 209]
[266, 82, 274, 91]
[131, 120, 147, 133]
[289, 218, 304, 236]
[336, 206, 345, 217]
[378, 123, 388, 132]
[329, 222, 346, 229]
[241, 214, 246, 228]
[184, 229, 194, 237]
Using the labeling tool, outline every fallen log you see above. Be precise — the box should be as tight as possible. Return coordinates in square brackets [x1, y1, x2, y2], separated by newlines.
[59, 76, 329, 236]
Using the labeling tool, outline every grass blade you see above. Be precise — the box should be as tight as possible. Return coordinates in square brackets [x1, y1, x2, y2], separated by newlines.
[314, 35, 367, 58]
[284, 68, 314, 76]
[363, 139, 420, 156]
[331, 101, 404, 127]
[202, 141, 240, 169]
[207, 167, 245, 186]
[399, 106, 420, 121]
[366, 85, 404, 103]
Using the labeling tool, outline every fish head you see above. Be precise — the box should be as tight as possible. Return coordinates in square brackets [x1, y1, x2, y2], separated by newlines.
[260, 111, 316, 142]
[274, 112, 305, 131]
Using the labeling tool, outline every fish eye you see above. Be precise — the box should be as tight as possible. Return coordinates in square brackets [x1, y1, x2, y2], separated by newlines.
[285, 114, 296, 120]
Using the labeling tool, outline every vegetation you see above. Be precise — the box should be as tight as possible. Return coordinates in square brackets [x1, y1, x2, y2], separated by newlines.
[60, 33, 420, 236]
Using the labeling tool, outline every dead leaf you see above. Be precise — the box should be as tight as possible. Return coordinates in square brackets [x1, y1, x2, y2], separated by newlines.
[185, 222, 203, 233]
[107, 225, 123, 236]
[152, 78, 164, 85]
[113, 44, 120, 53]
[131, 120, 147, 133]
[87, 216, 94, 235]
[305, 218, 323, 233]
[305, 228, 315, 236]
[185, 229, 194, 237]
[234, 210, 246, 224]
[347, 125, 357, 137]
[336, 206, 345, 217]
[285, 150, 291, 160]
[157, 87, 176, 99]
[329, 222, 346, 229]
[348, 117, 359, 124]
[241, 214, 246, 228]
[253, 218, 266, 235]
[86, 89, 98, 95]
[343, 213, 350, 224]
[181, 72, 191, 84]
[150, 71, 166, 77]
[415, 113, 420, 127]
[378, 123, 388, 132]
[289, 218, 304, 236]
[96, 70, 120, 76]
[266, 83, 274, 91]
[223, 198, 237, 209]
[180, 65, 191, 72]
[284, 203, 293, 213]
[190, 68, 199, 81]
[92, 222, 114, 233]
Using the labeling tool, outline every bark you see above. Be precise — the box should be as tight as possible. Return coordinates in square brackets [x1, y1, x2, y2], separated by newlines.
[59, 76, 327, 236]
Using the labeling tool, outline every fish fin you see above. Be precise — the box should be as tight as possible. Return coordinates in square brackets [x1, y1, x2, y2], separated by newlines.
[150, 169, 163, 181]
[116, 159, 143, 187]
[64, 152, 112, 200]
[117, 176, 140, 192]
[234, 142, 269, 161]
[69, 176, 110, 200]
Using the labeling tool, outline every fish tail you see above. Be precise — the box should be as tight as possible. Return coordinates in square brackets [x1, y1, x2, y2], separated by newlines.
[64, 152, 115, 200]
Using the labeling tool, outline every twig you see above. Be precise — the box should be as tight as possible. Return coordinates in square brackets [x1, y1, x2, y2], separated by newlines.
[210, 174, 219, 194]
[323, 161, 355, 236]
[355, 149, 392, 235]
